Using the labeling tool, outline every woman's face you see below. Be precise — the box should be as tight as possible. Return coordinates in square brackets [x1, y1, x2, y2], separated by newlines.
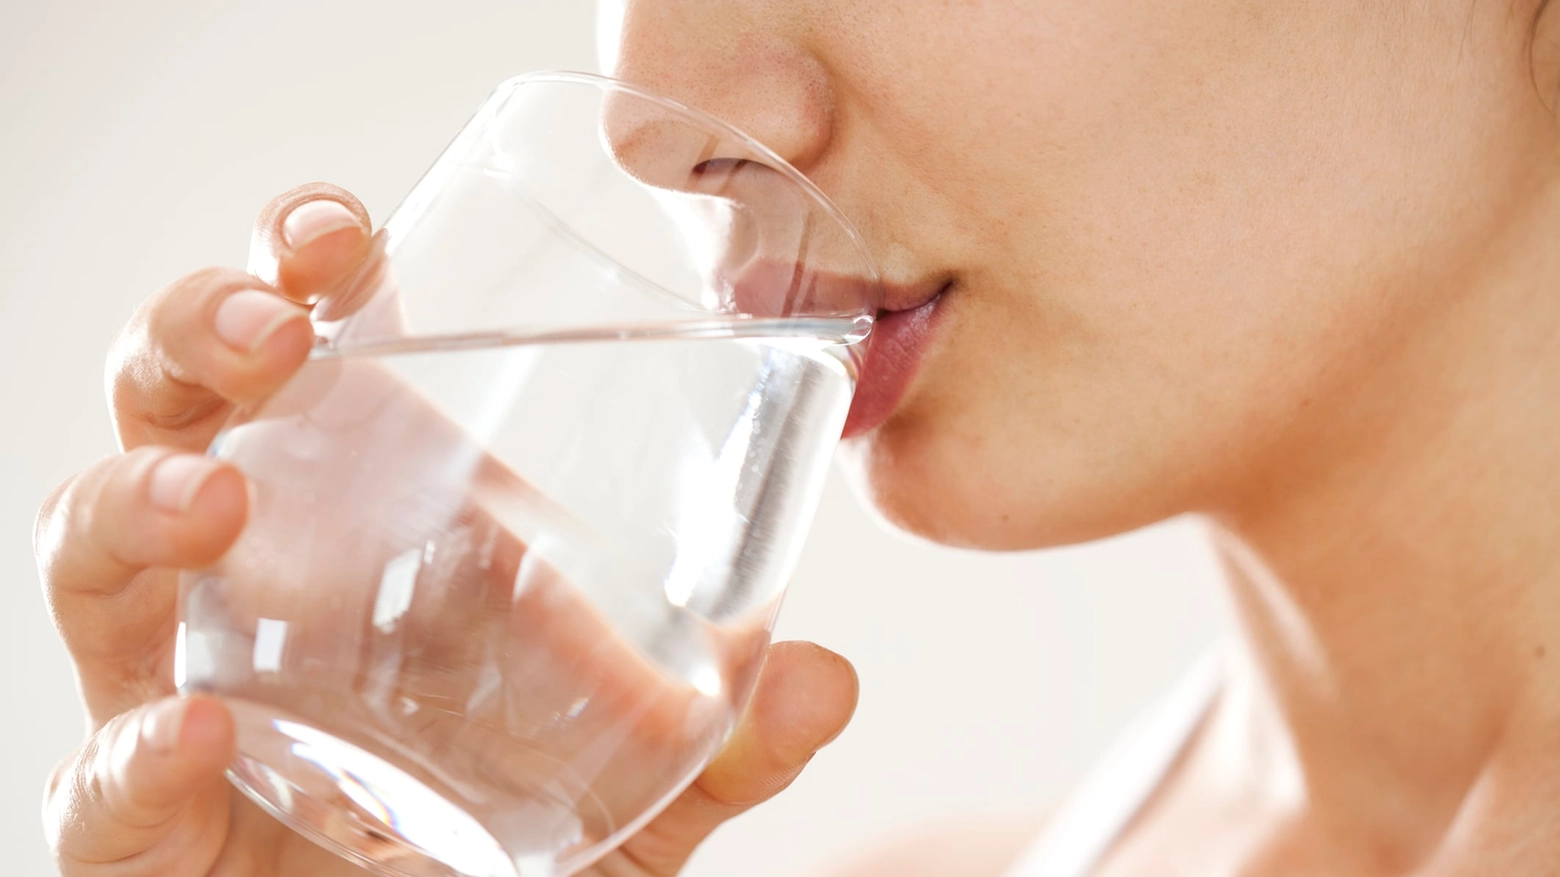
[598, 1, 1560, 549]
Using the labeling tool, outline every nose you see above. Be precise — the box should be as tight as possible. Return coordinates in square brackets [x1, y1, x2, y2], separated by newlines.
[598, 83, 870, 322]
[594, 1, 879, 324]
[600, 0, 835, 175]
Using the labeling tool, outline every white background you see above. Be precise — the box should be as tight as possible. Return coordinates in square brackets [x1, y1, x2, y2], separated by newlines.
[0, 2, 1225, 874]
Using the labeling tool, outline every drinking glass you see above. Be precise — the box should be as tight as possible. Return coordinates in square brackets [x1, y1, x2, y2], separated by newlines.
[176, 71, 880, 877]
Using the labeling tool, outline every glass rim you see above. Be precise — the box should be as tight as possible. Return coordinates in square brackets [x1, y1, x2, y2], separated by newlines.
[317, 69, 885, 356]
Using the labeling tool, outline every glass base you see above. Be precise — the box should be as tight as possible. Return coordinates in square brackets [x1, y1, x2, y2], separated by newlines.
[225, 699, 531, 877]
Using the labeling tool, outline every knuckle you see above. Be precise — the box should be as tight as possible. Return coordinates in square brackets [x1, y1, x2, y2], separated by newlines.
[106, 267, 267, 435]
[34, 449, 168, 596]
[41, 761, 71, 848]
[105, 324, 160, 435]
[85, 714, 132, 821]
[34, 470, 92, 590]
[126, 384, 226, 435]
[35, 473, 76, 560]
[104, 306, 150, 390]
[43, 750, 77, 812]
[41, 737, 97, 849]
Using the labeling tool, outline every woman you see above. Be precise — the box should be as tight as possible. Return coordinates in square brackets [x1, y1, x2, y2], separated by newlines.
[35, 0, 1560, 874]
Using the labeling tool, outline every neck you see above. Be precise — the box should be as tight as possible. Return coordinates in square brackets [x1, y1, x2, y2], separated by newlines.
[1205, 185, 1560, 868]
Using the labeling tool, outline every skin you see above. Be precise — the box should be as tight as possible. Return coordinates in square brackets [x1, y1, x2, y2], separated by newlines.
[36, 0, 1560, 874]
[603, 0, 1560, 873]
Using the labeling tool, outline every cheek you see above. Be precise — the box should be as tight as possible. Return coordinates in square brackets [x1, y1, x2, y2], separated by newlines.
[828, 1, 1549, 548]
[841, 128, 1540, 552]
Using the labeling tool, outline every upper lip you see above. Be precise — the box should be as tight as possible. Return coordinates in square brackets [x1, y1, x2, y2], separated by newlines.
[722, 260, 949, 320]
[878, 276, 952, 314]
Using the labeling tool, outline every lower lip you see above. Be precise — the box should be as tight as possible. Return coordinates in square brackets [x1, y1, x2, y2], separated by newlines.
[841, 289, 947, 438]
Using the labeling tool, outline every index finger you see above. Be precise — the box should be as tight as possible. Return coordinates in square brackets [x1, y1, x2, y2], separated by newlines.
[248, 182, 374, 304]
[104, 185, 374, 454]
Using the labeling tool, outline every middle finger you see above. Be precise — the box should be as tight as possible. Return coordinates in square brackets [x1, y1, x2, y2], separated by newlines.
[108, 268, 313, 452]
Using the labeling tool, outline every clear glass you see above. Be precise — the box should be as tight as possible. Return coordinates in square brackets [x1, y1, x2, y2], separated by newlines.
[176, 71, 880, 877]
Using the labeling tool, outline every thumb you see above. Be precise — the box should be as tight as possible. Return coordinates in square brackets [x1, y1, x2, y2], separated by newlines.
[47, 695, 236, 875]
[614, 641, 859, 875]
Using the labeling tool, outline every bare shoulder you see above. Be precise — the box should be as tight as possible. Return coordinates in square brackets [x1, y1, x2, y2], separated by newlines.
[809, 813, 1047, 877]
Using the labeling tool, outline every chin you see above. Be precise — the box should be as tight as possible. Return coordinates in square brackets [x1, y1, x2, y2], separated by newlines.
[837, 408, 1184, 552]
[836, 415, 1039, 551]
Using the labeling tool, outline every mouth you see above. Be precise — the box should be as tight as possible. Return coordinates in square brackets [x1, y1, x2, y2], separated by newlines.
[719, 257, 951, 439]
[842, 278, 952, 439]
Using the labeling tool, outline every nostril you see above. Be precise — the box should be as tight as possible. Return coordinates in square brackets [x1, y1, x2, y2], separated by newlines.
[692, 157, 751, 177]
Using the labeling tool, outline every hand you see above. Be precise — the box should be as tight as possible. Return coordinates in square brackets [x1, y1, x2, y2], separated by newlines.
[35, 183, 859, 876]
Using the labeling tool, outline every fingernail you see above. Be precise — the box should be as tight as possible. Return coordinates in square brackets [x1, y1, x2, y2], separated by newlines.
[214, 289, 305, 353]
[139, 698, 190, 755]
[148, 455, 220, 514]
[281, 199, 360, 250]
